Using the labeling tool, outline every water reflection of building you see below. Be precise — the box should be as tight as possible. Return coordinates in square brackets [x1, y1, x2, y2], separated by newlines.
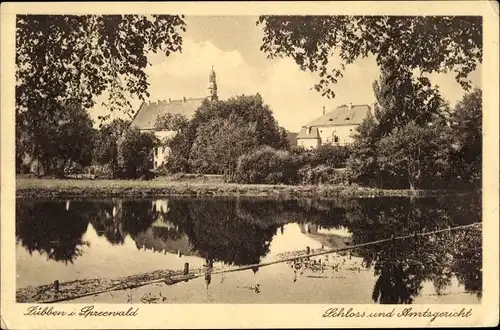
[299, 223, 320, 234]
[299, 222, 352, 249]
[133, 199, 199, 257]
[151, 200, 180, 230]
[133, 227, 199, 257]
[152, 199, 169, 214]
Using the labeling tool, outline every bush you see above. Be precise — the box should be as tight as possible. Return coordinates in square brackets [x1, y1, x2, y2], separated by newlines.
[85, 164, 114, 179]
[155, 163, 171, 176]
[137, 170, 156, 181]
[313, 144, 350, 168]
[117, 127, 156, 179]
[234, 146, 299, 184]
[298, 165, 350, 185]
[234, 146, 355, 185]
[64, 161, 84, 175]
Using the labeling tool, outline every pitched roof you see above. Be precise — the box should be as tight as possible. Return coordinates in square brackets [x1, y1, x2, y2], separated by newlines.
[297, 126, 320, 139]
[131, 97, 207, 130]
[305, 104, 371, 127]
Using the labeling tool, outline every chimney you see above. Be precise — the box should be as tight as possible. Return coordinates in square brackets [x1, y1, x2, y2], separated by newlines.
[322, 106, 325, 116]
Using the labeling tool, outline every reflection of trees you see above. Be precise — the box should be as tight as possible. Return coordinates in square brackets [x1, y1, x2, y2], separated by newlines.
[121, 200, 156, 238]
[450, 229, 482, 297]
[16, 200, 90, 263]
[16, 195, 481, 301]
[343, 196, 482, 304]
[153, 226, 183, 241]
[166, 198, 281, 266]
[88, 201, 126, 245]
[372, 263, 421, 304]
[89, 199, 159, 246]
[295, 199, 353, 229]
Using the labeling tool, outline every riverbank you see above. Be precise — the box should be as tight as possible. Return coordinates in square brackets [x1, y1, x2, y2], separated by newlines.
[16, 177, 479, 198]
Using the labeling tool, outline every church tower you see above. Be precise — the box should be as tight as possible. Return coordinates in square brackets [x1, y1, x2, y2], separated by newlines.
[208, 66, 218, 102]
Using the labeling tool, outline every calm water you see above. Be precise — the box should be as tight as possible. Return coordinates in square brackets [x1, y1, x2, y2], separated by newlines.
[16, 195, 482, 304]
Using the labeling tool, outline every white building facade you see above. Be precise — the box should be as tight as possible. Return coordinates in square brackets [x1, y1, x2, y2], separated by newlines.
[297, 103, 374, 149]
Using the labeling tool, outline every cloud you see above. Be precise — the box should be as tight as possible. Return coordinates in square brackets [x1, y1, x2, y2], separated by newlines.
[258, 56, 381, 131]
[145, 38, 260, 100]
[88, 38, 482, 132]
[141, 38, 382, 132]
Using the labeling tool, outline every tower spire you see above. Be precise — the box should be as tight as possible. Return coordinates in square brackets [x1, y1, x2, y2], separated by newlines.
[208, 66, 218, 102]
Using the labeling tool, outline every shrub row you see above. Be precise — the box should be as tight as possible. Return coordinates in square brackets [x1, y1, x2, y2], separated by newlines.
[233, 145, 351, 185]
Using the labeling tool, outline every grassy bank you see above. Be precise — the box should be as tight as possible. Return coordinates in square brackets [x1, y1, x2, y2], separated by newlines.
[16, 176, 478, 198]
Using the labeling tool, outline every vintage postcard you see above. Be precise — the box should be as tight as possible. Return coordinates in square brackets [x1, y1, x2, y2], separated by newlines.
[1, 1, 499, 329]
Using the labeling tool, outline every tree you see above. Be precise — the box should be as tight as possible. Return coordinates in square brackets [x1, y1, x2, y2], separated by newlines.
[234, 146, 299, 184]
[16, 15, 185, 115]
[377, 122, 449, 190]
[17, 101, 95, 176]
[312, 144, 350, 168]
[347, 64, 450, 188]
[117, 127, 156, 179]
[277, 127, 291, 150]
[153, 113, 188, 131]
[258, 16, 482, 98]
[346, 113, 381, 186]
[93, 118, 130, 178]
[165, 129, 191, 173]
[449, 88, 482, 186]
[189, 116, 258, 174]
[167, 94, 286, 173]
[372, 65, 449, 136]
[16, 15, 185, 175]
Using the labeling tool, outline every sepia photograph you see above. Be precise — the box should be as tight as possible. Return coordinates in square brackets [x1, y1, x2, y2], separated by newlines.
[1, 1, 498, 329]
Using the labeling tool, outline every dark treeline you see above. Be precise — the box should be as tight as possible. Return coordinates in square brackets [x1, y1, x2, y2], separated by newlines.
[16, 86, 482, 191]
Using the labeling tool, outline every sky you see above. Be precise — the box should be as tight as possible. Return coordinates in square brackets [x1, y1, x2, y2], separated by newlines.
[90, 15, 482, 132]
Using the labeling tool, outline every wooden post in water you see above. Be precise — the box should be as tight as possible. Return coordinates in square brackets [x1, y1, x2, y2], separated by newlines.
[183, 263, 189, 275]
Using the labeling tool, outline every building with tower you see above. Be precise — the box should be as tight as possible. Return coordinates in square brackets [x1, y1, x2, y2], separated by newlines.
[130, 67, 219, 170]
